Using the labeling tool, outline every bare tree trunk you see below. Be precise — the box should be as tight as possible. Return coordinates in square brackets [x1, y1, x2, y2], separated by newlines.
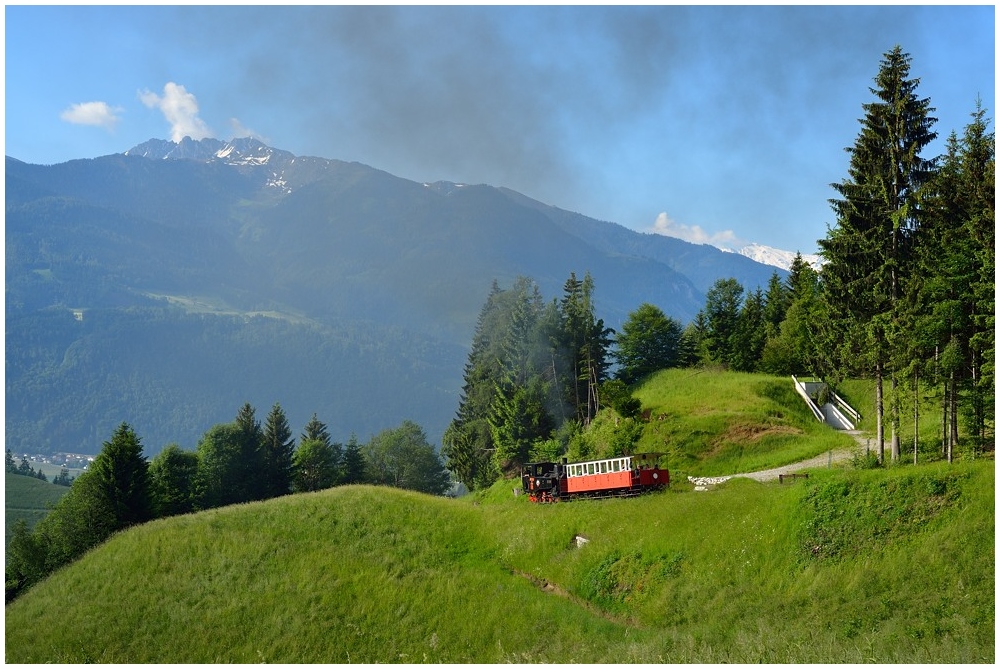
[875, 361, 885, 463]
[942, 381, 948, 457]
[890, 373, 901, 461]
[948, 372, 958, 463]
[913, 367, 919, 465]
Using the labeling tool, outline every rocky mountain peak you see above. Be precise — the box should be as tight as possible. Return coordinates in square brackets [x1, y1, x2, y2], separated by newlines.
[124, 137, 294, 167]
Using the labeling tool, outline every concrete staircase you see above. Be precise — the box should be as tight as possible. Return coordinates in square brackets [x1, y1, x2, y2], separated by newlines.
[792, 376, 861, 431]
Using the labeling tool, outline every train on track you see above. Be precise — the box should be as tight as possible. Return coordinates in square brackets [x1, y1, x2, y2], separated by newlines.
[521, 452, 668, 502]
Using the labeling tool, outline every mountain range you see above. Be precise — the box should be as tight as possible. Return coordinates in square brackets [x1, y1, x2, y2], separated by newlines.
[6, 137, 788, 456]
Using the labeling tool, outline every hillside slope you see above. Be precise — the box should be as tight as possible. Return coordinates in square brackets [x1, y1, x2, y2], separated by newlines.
[5, 462, 992, 663]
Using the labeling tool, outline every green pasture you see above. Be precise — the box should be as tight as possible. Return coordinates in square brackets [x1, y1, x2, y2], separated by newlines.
[5, 370, 992, 662]
[629, 368, 857, 476]
[5, 474, 70, 547]
[5, 460, 993, 663]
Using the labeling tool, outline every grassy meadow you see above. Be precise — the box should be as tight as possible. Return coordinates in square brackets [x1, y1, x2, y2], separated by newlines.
[5, 473, 70, 547]
[627, 368, 857, 476]
[5, 370, 993, 662]
[4, 463, 993, 663]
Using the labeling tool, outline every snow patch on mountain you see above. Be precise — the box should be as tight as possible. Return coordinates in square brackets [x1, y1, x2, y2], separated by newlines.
[125, 137, 291, 167]
[724, 243, 823, 272]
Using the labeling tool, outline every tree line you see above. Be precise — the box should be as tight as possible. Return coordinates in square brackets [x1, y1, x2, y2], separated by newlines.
[443, 46, 992, 490]
[6, 406, 450, 602]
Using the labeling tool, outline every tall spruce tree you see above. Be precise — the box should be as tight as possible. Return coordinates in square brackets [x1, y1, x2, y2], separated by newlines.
[732, 287, 767, 372]
[341, 433, 366, 485]
[821, 45, 937, 461]
[261, 402, 295, 498]
[301, 413, 343, 484]
[559, 272, 612, 424]
[441, 281, 506, 490]
[959, 101, 995, 455]
[763, 271, 790, 339]
[703, 278, 744, 369]
[234, 402, 265, 500]
[917, 101, 995, 459]
[87, 422, 153, 528]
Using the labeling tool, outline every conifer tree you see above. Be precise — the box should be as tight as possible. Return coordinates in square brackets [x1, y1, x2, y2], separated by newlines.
[732, 287, 766, 372]
[233, 402, 265, 500]
[301, 413, 342, 484]
[301, 412, 332, 446]
[441, 281, 505, 490]
[703, 278, 744, 369]
[341, 433, 366, 485]
[917, 101, 995, 458]
[261, 402, 295, 498]
[821, 45, 937, 461]
[763, 271, 790, 339]
[87, 422, 153, 528]
[559, 272, 612, 424]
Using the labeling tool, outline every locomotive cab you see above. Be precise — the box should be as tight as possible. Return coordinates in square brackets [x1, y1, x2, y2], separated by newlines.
[521, 462, 559, 499]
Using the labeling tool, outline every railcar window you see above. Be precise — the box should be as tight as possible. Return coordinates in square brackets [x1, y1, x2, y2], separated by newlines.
[588, 463, 595, 475]
[600, 462, 607, 474]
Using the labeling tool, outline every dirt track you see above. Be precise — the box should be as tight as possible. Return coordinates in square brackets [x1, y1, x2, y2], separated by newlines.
[689, 431, 871, 486]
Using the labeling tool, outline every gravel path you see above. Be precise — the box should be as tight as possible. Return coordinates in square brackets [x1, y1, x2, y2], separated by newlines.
[688, 431, 870, 487]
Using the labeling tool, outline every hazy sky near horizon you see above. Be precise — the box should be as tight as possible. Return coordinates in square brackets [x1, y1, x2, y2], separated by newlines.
[5, 5, 994, 254]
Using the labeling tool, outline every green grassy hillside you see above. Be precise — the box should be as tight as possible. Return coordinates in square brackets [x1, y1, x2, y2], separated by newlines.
[5, 460, 993, 663]
[4, 474, 70, 547]
[628, 368, 857, 476]
[5, 371, 992, 662]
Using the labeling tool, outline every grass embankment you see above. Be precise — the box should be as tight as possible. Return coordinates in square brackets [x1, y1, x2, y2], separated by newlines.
[4, 473, 70, 547]
[5, 460, 993, 663]
[623, 368, 856, 476]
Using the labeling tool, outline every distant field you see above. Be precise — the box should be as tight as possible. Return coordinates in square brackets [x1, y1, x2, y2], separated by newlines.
[5, 473, 70, 547]
[25, 460, 88, 480]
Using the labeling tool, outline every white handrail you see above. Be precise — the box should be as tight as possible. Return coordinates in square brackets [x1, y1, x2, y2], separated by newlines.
[831, 390, 861, 422]
[792, 375, 825, 422]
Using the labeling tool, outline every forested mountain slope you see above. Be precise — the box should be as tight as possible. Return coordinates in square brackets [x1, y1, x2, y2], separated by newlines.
[5, 139, 783, 454]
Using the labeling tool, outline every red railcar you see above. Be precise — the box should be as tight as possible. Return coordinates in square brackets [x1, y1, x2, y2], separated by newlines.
[521, 453, 668, 502]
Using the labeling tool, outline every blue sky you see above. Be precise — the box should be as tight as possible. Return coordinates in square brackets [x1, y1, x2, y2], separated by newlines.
[5, 5, 994, 254]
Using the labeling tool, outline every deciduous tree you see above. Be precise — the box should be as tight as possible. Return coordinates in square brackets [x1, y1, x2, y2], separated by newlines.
[363, 421, 451, 495]
[149, 444, 199, 517]
[613, 303, 683, 383]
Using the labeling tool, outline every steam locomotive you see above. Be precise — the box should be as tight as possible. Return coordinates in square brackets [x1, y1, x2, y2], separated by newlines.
[521, 453, 668, 502]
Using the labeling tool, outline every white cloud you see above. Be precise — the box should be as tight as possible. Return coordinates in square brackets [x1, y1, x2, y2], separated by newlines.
[649, 212, 743, 250]
[59, 101, 122, 130]
[139, 82, 212, 142]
